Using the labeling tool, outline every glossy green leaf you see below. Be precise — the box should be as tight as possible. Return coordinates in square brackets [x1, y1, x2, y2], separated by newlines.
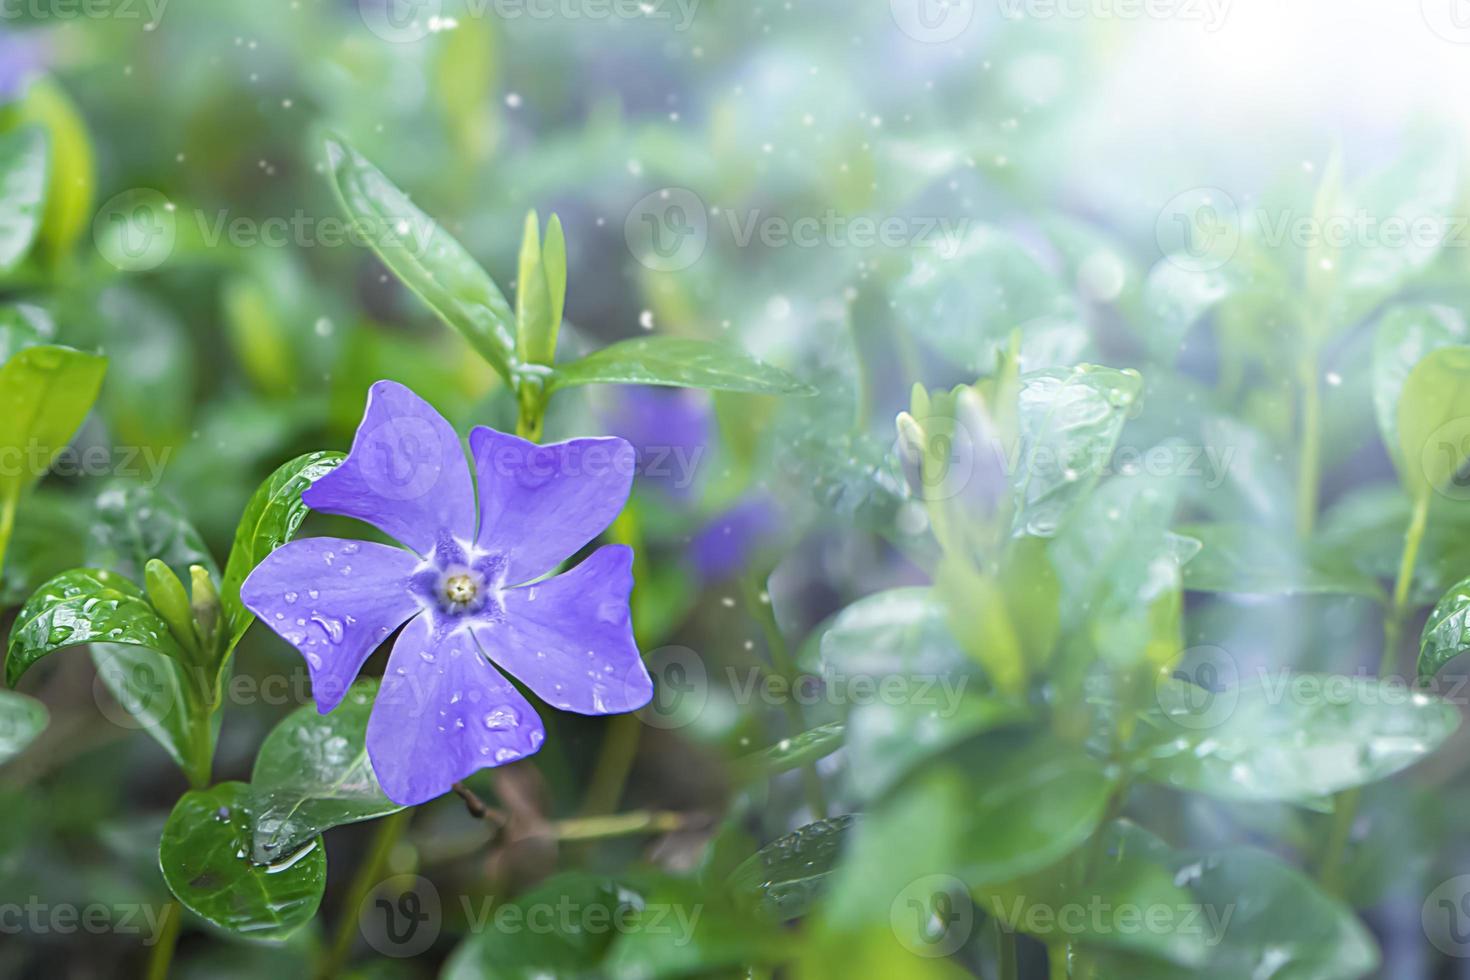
[1138, 674, 1459, 805]
[0, 125, 47, 273]
[1372, 305, 1466, 470]
[1138, 260, 1236, 364]
[90, 642, 212, 787]
[159, 782, 325, 941]
[1088, 827, 1378, 979]
[1180, 522, 1380, 597]
[323, 135, 518, 381]
[220, 451, 344, 649]
[1012, 364, 1143, 537]
[247, 679, 402, 864]
[845, 695, 1028, 801]
[726, 815, 856, 921]
[87, 483, 217, 586]
[1420, 577, 1470, 680]
[734, 721, 845, 779]
[0, 689, 46, 764]
[547, 337, 815, 395]
[0, 344, 105, 572]
[543, 214, 567, 360]
[1396, 345, 1470, 501]
[7, 569, 187, 687]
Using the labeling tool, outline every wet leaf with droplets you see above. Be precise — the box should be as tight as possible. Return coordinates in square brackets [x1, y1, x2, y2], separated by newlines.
[159, 781, 325, 941]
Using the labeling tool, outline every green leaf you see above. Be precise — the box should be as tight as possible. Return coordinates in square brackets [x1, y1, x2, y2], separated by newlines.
[1372, 305, 1467, 471]
[1396, 345, 1470, 502]
[220, 452, 344, 649]
[1051, 472, 1196, 670]
[88, 484, 215, 588]
[1420, 578, 1470, 680]
[547, 337, 815, 395]
[1087, 827, 1378, 979]
[0, 126, 47, 273]
[1180, 522, 1381, 597]
[890, 224, 1083, 374]
[543, 214, 567, 360]
[846, 694, 1028, 802]
[323, 135, 518, 381]
[443, 875, 643, 980]
[90, 642, 212, 787]
[0, 344, 106, 572]
[1138, 674, 1459, 805]
[734, 721, 845, 780]
[1137, 260, 1236, 364]
[0, 303, 53, 363]
[812, 587, 971, 682]
[247, 679, 403, 864]
[159, 782, 325, 941]
[726, 815, 856, 921]
[1012, 364, 1143, 536]
[7, 569, 187, 687]
[602, 875, 793, 979]
[0, 689, 46, 764]
[12, 78, 94, 267]
[953, 735, 1116, 886]
[979, 822, 1210, 969]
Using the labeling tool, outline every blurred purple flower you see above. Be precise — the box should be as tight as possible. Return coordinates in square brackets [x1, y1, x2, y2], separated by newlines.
[242, 381, 653, 806]
[690, 496, 782, 583]
[0, 29, 47, 104]
[606, 387, 712, 499]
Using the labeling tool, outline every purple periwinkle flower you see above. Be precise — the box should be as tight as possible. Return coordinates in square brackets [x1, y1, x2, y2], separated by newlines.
[241, 381, 653, 806]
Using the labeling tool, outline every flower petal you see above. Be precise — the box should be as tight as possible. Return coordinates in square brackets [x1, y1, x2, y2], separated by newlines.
[240, 538, 422, 713]
[303, 380, 476, 555]
[478, 545, 652, 715]
[368, 615, 545, 806]
[470, 427, 635, 582]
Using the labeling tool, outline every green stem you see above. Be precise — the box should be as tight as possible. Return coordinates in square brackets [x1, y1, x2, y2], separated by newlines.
[744, 577, 828, 819]
[0, 491, 15, 579]
[997, 921, 1018, 980]
[553, 809, 694, 841]
[319, 809, 412, 980]
[144, 900, 182, 980]
[1319, 491, 1429, 893]
[1296, 353, 1322, 537]
[1049, 944, 1069, 980]
[579, 713, 643, 816]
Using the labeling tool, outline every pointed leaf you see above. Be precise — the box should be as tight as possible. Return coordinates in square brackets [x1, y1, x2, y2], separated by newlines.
[547, 337, 815, 395]
[0, 125, 48, 273]
[1420, 577, 1470, 680]
[0, 689, 46, 764]
[7, 568, 187, 687]
[1396, 345, 1470, 501]
[323, 135, 518, 380]
[1372, 305, 1466, 470]
[726, 815, 856, 921]
[220, 451, 344, 649]
[247, 679, 403, 864]
[515, 210, 552, 365]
